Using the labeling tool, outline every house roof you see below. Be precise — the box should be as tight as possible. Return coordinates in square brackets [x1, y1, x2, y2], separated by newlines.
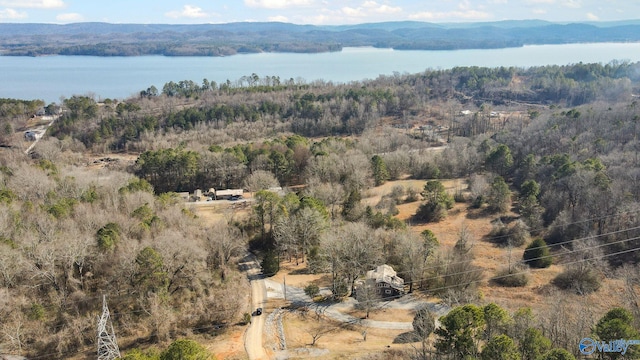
[366, 264, 404, 290]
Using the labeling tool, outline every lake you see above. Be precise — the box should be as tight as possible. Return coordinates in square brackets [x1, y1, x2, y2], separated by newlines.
[2, 42, 640, 104]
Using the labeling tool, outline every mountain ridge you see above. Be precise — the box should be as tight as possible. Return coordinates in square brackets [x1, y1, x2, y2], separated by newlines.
[1, 20, 639, 57]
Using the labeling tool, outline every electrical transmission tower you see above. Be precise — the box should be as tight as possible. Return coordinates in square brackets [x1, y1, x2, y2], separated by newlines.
[97, 295, 121, 360]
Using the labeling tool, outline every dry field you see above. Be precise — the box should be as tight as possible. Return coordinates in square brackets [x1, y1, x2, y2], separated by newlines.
[279, 311, 409, 360]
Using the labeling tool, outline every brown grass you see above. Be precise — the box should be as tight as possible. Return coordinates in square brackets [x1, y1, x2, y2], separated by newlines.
[367, 178, 627, 316]
[206, 326, 248, 360]
[346, 307, 416, 323]
[282, 311, 409, 359]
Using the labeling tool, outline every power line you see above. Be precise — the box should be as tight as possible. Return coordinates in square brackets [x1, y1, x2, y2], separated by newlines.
[388, 223, 640, 279]
[350, 235, 640, 303]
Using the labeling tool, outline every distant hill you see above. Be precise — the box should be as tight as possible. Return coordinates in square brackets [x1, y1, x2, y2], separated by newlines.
[1, 20, 639, 57]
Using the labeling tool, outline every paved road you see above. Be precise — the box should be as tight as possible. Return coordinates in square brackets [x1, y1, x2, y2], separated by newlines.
[241, 254, 268, 360]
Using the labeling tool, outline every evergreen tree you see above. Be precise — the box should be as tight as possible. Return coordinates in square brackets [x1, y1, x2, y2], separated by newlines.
[481, 334, 521, 360]
[523, 238, 552, 268]
[371, 155, 390, 186]
[261, 250, 280, 276]
[542, 348, 576, 360]
[488, 176, 511, 213]
[521, 327, 552, 360]
[435, 304, 485, 358]
[594, 308, 640, 359]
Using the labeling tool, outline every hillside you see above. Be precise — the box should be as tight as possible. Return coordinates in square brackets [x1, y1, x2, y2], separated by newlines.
[2, 20, 640, 56]
[2, 61, 640, 359]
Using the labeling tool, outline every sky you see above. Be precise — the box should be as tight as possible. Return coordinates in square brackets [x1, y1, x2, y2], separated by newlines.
[0, 0, 638, 25]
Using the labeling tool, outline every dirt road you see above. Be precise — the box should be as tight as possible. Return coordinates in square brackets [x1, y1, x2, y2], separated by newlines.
[241, 254, 268, 360]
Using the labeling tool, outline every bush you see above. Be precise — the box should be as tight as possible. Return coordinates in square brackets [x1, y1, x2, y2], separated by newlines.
[523, 238, 552, 268]
[492, 264, 529, 287]
[414, 202, 447, 223]
[121, 349, 161, 360]
[405, 187, 420, 202]
[160, 339, 213, 360]
[454, 190, 467, 203]
[490, 219, 529, 247]
[507, 220, 529, 247]
[472, 195, 485, 208]
[552, 265, 601, 295]
[241, 312, 251, 325]
[304, 283, 320, 298]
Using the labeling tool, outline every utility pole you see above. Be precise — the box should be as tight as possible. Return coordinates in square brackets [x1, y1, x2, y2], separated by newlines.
[97, 295, 121, 360]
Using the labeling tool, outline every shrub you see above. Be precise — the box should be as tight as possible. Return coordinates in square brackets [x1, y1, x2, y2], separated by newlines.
[472, 195, 485, 208]
[414, 202, 448, 223]
[492, 264, 529, 287]
[304, 283, 320, 298]
[507, 220, 529, 247]
[552, 265, 601, 295]
[405, 187, 420, 202]
[160, 339, 213, 360]
[490, 219, 530, 247]
[523, 238, 552, 268]
[241, 312, 251, 325]
[454, 190, 467, 203]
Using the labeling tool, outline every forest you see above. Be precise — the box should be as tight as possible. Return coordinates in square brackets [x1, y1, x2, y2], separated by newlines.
[1, 60, 640, 359]
[3, 21, 640, 56]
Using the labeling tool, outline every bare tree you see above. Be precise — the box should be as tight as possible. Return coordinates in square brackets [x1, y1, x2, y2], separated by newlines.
[243, 169, 279, 192]
[306, 320, 339, 346]
[355, 279, 382, 319]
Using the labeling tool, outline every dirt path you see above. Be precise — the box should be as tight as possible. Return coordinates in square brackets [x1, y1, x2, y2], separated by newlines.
[264, 279, 450, 331]
[240, 254, 269, 360]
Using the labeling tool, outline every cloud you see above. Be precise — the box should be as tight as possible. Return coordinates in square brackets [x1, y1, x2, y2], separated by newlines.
[165, 5, 209, 19]
[0, 8, 27, 19]
[586, 12, 598, 20]
[56, 12, 83, 22]
[561, 0, 581, 8]
[268, 15, 289, 22]
[371, 4, 402, 14]
[525, 0, 555, 4]
[244, 0, 313, 9]
[341, 1, 401, 18]
[342, 6, 365, 17]
[532, 8, 547, 14]
[409, 9, 491, 21]
[0, 0, 64, 8]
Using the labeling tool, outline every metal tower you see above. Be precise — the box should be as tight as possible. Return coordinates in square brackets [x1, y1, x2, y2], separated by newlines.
[97, 295, 121, 360]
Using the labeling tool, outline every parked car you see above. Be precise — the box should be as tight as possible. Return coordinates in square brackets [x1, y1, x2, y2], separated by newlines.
[256, 308, 262, 316]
